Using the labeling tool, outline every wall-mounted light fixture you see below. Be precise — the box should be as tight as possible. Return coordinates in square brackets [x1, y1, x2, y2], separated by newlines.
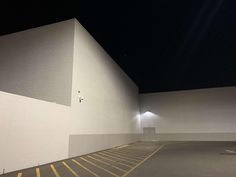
[78, 91, 84, 103]
[141, 110, 157, 118]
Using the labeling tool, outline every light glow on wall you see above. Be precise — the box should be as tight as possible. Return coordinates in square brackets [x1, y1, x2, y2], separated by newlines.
[142, 111, 155, 116]
[140, 111, 160, 128]
[141, 111, 158, 119]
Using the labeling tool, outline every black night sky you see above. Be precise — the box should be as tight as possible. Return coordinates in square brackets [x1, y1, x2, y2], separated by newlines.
[1, 0, 236, 93]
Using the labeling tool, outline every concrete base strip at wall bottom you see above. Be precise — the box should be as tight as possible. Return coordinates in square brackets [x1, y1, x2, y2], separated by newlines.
[145, 133, 236, 141]
[69, 134, 142, 158]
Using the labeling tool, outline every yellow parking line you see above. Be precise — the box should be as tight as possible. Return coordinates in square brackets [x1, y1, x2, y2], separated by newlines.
[113, 149, 148, 156]
[36, 168, 41, 177]
[110, 148, 149, 155]
[50, 164, 60, 177]
[88, 155, 127, 172]
[17, 173, 22, 177]
[116, 148, 148, 153]
[102, 151, 140, 162]
[111, 149, 134, 153]
[80, 157, 119, 177]
[116, 152, 147, 159]
[121, 145, 165, 177]
[114, 150, 148, 158]
[93, 153, 133, 168]
[113, 145, 130, 149]
[99, 152, 136, 165]
[62, 162, 80, 177]
[72, 159, 100, 177]
[106, 151, 146, 160]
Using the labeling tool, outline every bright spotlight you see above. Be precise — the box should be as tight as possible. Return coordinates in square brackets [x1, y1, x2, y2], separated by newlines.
[141, 111, 157, 118]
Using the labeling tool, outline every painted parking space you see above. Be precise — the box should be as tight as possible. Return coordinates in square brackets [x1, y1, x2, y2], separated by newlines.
[1, 142, 164, 177]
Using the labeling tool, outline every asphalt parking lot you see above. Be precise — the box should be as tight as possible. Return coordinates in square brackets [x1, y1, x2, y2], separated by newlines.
[126, 141, 236, 177]
[1, 141, 162, 177]
[3, 141, 236, 177]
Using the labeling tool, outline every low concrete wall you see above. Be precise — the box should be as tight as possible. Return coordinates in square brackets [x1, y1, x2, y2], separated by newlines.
[155, 133, 236, 141]
[69, 134, 141, 157]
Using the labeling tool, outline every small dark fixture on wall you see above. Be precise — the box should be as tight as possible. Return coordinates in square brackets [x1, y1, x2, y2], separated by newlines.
[78, 91, 84, 103]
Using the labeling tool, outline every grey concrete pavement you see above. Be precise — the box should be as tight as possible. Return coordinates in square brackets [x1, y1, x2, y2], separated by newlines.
[127, 141, 236, 177]
[1, 141, 161, 177]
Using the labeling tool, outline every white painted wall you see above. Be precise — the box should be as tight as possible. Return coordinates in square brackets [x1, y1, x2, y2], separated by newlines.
[0, 19, 141, 173]
[0, 20, 75, 174]
[0, 92, 71, 173]
[70, 19, 140, 135]
[140, 86, 236, 134]
[0, 20, 74, 106]
[67, 20, 141, 156]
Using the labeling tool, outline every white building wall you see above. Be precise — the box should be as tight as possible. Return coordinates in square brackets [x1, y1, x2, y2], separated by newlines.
[0, 92, 71, 173]
[0, 19, 141, 173]
[0, 20, 74, 173]
[140, 86, 236, 141]
[0, 20, 74, 106]
[69, 20, 141, 156]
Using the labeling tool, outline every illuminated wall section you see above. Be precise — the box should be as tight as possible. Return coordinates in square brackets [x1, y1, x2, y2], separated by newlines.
[68, 20, 141, 157]
[140, 86, 236, 141]
[0, 19, 141, 174]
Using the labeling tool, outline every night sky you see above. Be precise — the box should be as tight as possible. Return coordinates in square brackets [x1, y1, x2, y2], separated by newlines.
[0, 0, 236, 93]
